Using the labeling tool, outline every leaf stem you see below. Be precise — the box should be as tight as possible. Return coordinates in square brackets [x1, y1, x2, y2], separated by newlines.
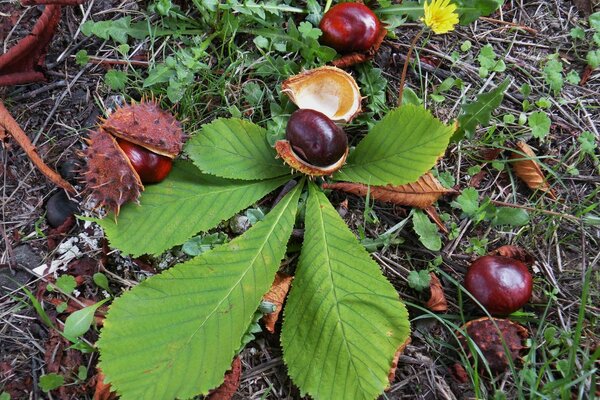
[397, 28, 424, 106]
[489, 200, 579, 221]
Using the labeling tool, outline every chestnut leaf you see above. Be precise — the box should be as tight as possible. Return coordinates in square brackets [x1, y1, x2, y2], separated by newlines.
[97, 182, 303, 400]
[281, 182, 410, 400]
[334, 105, 453, 186]
[185, 118, 290, 180]
[94, 161, 291, 256]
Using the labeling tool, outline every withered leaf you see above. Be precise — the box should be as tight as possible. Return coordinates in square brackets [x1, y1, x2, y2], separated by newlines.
[386, 337, 411, 388]
[510, 141, 556, 199]
[262, 272, 294, 333]
[93, 370, 117, 400]
[323, 173, 456, 209]
[425, 273, 448, 312]
[207, 356, 242, 400]
[488, 245, 534, 268]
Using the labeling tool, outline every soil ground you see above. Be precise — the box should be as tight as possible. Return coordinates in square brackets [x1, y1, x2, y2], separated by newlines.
[1, 1, 599, 399]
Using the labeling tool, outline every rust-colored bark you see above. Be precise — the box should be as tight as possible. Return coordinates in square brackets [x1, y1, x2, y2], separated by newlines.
[0, 5, 61, 86]
[0, 100, 75, 193]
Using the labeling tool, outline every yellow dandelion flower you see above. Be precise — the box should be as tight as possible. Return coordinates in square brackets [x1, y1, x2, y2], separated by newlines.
[422, 0, 459, 34]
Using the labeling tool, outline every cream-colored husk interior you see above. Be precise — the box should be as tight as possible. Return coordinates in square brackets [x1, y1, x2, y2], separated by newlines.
[285, 68, 360, 122]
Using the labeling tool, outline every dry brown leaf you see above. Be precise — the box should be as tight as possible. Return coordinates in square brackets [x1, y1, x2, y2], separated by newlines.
[262, 272, 294, 333]
[386, 337, 411, 388]
[489, 245, 535, 268]
[425, 273, 448, 312]
[207, 356, 242, 400]
[510, 141, 556, 199]
[322, 173, 456, 209]
[424, 205, 448, 234]
[93, 370, 117, 400]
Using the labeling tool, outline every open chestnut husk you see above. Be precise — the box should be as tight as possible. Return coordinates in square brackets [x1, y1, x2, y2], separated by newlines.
[276, 109, 349, 177]
[282, 66, 361, 123]
[458, 317, 528, 374]
[465, 255, 533, 316]
[83, 101, 185, 215]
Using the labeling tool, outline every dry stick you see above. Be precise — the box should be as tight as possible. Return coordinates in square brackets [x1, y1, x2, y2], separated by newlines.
[0, 100, 75, 194]
[397, 29, 423, 107]
[489, 199, 579, 222]
[479, 16, 538, 35]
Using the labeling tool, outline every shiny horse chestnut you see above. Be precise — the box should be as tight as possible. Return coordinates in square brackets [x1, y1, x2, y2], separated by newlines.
[319, 3, 382, 53]
[116, 139, 173, 184]
[465, 255, 533, 315]
[285, 109, 348, 167]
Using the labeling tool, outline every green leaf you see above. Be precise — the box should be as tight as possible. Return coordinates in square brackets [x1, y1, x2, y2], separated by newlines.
[105, 70, 127, 91]
[335, 105, 453, 186]
[94, 162, 290, 256]
[282, 182, 410, 400]
[492, 207, 529, 226]
[39, 373, 64, 392]
[54, 275, 77, 294]
[298, 21, 322, 40]
[543, 56, 564, 93]
[528, 111, 551, 139]
[456, 78, 510, 140]
[407, 269, 431, 291]
[98, 182, 303, 400]
[451, 187, 480, 217]
[586, 50, 600, 69]
[185, 118, 290, 180]
[93, 273, 111, 292]
[75, 50, 89, 66]
[589, 12, 600, 31]
[63, 299, 109, 341]
[412, 210, 442, 251]
[456, 0, 503, 24]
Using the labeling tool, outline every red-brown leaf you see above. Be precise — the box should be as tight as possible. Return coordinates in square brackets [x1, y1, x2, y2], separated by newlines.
[323, 173, 456, 209]
[488, 245, 535, 268]
[93, 370, 117, 400]
[425, 273, 448, 312]
[386, 337, 411, 388]
[207, 356, 242, 400]
[510, 141, 556, 199]
[262, 272, 294, 333]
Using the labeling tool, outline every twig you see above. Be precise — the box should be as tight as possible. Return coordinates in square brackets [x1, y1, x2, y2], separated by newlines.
[0, 100, 75, 193]
[479, 16, 538, 35]
[397, 29, 423, 107]
[489, 200, 579, 221]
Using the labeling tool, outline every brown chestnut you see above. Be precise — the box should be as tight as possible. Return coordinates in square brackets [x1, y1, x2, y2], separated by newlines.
[465, 255, 532, 315]
[319, 3, 382, 53]
[117, 139, 173, 184]
[285, 109, 348, 167]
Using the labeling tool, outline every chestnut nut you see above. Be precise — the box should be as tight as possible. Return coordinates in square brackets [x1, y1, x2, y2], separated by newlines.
[286, 109, 348, 167]
[319, 3, 382, 53]
[117, 139, 173, 184]
[465, 255, 533, 315]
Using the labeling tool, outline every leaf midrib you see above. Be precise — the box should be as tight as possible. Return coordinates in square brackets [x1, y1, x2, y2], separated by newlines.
[312, 191, 363, 396]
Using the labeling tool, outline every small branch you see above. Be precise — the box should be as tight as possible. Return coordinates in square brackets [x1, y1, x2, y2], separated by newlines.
[21, 0, 85, 4]
[479, 16, 538, 36]
[489, 200, 579, 222]
[0, 100, 75, 193]
[397, 29, 423, 107]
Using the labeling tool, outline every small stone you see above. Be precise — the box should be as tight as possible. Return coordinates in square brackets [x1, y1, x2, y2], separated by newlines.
[46, 190, 79, 228]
